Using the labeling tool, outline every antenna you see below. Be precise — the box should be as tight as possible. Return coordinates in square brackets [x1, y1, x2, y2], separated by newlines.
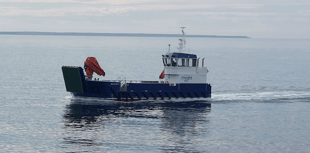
[177, 27, 186, 52]
[181, 27, 186, 35]
[168, 44, 170, 52]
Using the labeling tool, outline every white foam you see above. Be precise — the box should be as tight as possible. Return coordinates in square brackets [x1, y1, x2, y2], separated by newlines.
[211, 90, 310, 102]
[67, 95, 211, 104]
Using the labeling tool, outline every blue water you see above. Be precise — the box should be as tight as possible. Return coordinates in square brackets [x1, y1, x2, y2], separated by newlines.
[0, 35, 310, 152]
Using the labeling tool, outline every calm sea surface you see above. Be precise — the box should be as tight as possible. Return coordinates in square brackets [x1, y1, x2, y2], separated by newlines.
[0, 35, 310, 152]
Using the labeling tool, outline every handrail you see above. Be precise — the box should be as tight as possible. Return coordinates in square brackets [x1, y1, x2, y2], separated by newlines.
[202, 57, 205, 67]
[197, 57, 200, 67]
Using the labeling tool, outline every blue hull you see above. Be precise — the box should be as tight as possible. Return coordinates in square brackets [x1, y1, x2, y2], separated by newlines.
[62, 66, 211, 101]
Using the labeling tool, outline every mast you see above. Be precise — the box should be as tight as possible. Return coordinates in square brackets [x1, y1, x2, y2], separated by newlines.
[178, 27, 186, 52]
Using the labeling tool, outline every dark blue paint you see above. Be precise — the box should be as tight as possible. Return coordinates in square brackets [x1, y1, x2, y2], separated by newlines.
[69, 67, 211, 101]
[164, 52, 197, 58]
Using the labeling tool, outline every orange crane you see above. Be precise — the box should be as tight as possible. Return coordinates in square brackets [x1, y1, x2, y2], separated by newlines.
[84, 57, 105, 78]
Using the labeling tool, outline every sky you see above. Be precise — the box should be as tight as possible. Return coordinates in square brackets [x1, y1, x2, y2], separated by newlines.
[0, 0, 309, 38]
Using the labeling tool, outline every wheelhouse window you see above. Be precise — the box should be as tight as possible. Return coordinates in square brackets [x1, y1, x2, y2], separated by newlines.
[178, 58, 185, 66]
[171, 58, 177, 66]
[186, 59, 189, 67]
[165, 57, 197, 67]
[166, 58, 171, 66]
[162, 58, 166, 66]
[192, 59, 197, 67]
[189, 59, 194, 67]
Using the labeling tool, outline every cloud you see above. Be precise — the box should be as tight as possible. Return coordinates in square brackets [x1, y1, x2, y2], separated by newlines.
[81, 0, 161, 5]
[0, 6, 137, 16]
[0, 0, 159, 5]
[0, 3, 262, 17]
[1, 0, 310, 38]
[0, 0, 75, 2]
[183, 11, 278, 19]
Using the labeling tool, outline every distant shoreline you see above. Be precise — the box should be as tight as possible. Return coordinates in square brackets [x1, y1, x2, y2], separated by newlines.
[0, 31, 250, 38]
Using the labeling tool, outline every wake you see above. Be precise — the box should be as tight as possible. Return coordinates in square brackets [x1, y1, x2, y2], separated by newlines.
[211, 90, 310, 103]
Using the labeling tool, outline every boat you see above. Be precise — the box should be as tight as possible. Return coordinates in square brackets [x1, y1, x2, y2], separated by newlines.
[61, 27, 211, 101]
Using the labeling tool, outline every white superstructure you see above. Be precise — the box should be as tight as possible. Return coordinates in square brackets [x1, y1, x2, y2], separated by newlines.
[161, 27, 209, 84]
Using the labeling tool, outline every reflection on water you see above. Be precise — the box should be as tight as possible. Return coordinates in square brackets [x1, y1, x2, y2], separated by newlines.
[159, 102, 211, 152]
[62, 100, 211, 152]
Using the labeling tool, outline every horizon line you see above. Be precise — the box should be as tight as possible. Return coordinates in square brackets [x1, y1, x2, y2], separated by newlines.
[0, 31, 250, 38]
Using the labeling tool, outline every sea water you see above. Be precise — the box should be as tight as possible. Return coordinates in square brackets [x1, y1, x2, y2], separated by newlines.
[0, 35, 310, 152]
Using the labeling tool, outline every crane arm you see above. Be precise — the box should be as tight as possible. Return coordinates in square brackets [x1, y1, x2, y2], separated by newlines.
[84, 57, 105, 78]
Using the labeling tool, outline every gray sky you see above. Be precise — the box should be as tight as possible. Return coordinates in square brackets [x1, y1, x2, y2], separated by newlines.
[0, 0, 309, 38]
